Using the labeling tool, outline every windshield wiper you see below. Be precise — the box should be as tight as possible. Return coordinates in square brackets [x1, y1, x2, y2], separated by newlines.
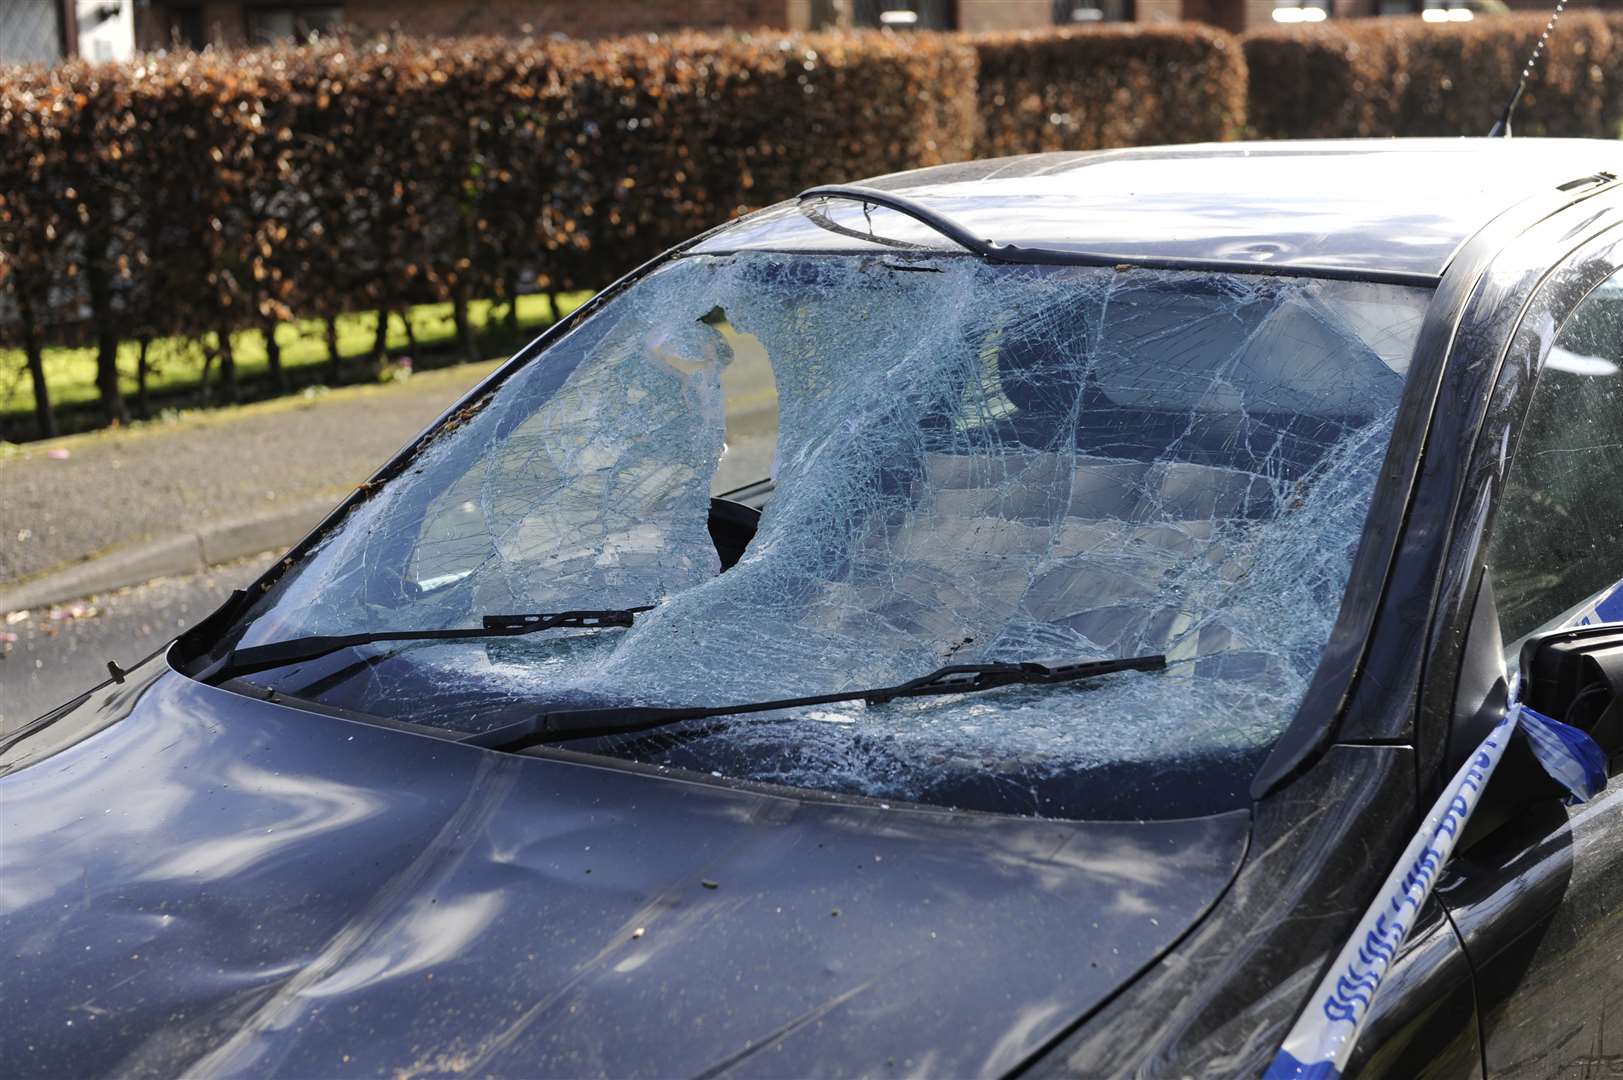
[795, 186, 1439, 288]
[202, 607, 653, 683]
[465, 654, 1166, 752]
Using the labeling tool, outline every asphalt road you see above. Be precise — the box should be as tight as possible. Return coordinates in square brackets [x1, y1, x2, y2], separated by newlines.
[5, 340, 784, 589]
[1, 366, 502, 585]
[1, 553, 277, 731]
[1, 428, 777, 731]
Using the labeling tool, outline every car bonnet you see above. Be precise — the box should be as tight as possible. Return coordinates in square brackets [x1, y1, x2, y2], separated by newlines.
[0, 658, 1248, 1078]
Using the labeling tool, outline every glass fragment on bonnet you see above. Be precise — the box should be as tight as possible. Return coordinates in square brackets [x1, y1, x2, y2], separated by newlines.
[228, 255, 1431, 819]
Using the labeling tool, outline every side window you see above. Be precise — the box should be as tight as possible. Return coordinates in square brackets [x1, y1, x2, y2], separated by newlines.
[1486, 268, 1623, 646]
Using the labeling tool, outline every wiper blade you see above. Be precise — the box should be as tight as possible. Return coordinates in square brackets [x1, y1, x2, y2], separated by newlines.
[203, 607, 653, 683]
[465, 654, 1166, 752]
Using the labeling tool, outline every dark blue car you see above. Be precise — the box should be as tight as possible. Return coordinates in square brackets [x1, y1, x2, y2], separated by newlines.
[3, 139, 1621, 1078]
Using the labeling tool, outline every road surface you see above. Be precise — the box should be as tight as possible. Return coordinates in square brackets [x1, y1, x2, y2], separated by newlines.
[2, 431, 776, 730]
[1, 553, 278, 730]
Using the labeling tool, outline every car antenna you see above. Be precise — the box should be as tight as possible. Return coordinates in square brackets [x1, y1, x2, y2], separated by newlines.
[1488, 0, 1571, 137]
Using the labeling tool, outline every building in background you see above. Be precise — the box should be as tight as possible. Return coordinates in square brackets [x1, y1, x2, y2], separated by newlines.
[1, 0, 135, 63]
[115, 0, 1454, 48]
[113, 0, 1320, 45]
[8, 0, 1621, 59]
[134, 1, 792, 48]
[127, 1, 1201, 46]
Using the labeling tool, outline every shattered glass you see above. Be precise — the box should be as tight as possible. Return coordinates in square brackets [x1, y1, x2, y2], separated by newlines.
[222, 254, 1431, 820]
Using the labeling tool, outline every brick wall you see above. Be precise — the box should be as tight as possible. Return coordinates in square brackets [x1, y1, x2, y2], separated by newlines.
[1135, 0, 1184, 23]
[1202, 0, 1274, 33]
[957, 0, 1051, 32]
[343, 0, 793, 38]
[1173, 0, 1219, 24]
[1332, 0, 1376, 17]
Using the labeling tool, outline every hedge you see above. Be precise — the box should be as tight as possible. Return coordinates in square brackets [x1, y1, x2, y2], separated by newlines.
[3, 23, 1260, 441]
[6, 17, 1623, 441]
[973, 24, 1248, 156]
[1244, 13, 1623, 140]
[0, 31, 979, 435]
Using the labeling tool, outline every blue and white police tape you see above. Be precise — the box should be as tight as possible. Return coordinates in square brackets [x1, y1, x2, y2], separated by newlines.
[1262, 691, 1607, 1080]
[1573, 577, 1623, 629]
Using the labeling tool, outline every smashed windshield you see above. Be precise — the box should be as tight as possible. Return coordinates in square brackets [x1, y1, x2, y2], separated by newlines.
[209, 254, 1430, 819]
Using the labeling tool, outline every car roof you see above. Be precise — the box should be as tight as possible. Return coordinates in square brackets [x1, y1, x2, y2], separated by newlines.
[695, 139, 1623, 281]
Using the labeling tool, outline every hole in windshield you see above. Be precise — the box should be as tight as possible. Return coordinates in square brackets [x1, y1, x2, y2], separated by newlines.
[206, 254, 1431, 821]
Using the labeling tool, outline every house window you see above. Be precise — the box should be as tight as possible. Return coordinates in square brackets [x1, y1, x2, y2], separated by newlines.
[1272, 0, 1329, 23]
[1420, 0, 1474, 23]
[850, 1, 956, 30]
[168, 4, 205, 48]
[248, 5, 342, 44]
[1052, 0, 1133, 23]
[0, 0, 65, 64]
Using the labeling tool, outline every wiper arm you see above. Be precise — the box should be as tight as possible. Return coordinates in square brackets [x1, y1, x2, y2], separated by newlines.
[800, 185, 996, 257]
[202, 607, 653, 683]
[465, 654, 1167, 752]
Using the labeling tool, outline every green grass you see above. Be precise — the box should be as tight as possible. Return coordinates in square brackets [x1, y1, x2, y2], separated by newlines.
[0, 292, 592, 426]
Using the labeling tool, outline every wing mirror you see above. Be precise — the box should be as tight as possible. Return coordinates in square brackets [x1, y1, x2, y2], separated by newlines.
[1450, 577, 1620, 848]
[1519, 623, 1623, 763]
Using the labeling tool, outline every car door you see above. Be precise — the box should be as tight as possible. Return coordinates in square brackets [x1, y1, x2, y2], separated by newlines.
[1434, 251, 1623, 1079]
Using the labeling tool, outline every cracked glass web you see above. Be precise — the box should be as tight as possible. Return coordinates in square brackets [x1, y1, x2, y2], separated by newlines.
[227, 254, 1431, 819]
